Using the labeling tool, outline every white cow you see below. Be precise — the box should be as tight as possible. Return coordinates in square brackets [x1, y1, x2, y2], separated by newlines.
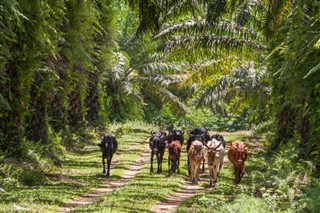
[204, 138, 225, 187]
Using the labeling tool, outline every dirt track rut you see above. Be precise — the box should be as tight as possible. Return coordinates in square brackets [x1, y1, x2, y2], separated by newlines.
[61, 145, 150, 212]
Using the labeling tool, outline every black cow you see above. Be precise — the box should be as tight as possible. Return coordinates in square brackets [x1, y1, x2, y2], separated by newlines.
[98, 134, 118, 177]
[167, 129, 184, 145]
[149, 131, 167, 174]
[187, 128, 210, 175]
[211, 133, 226, 149]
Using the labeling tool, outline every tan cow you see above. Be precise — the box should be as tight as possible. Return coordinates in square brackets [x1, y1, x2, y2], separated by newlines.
[204, 138, 225, 187]
[188, 140, 204, 184]
[228, 141, 248, 184]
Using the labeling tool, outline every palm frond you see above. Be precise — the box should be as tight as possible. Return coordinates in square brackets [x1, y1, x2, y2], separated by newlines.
[154, 19, 263, 42]
[0, 93, 11, 111]
[180, 56, 241, 87]
[163, 34, 265, 52]
[158, 88, 188, 115]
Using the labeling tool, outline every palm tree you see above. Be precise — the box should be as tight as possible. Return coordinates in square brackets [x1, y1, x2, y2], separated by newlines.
[152, 1, 267, 119]
[104, 34, 188, 121]
[265, 0, 320, 166]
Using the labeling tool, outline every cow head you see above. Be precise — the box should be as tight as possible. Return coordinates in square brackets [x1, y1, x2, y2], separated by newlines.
[99, 134, 115, 159]
[172, 129, 184, 137]
[211, 134, 226, 147]
[234, 142, 247, 164]
[150, 131, 167, 153]
[168, 140, 179, 156]
[205, 139, 222, 165]
[189, 132, 205, 142]
[190, 141, 204, 159]
[206, 148, 220, 165]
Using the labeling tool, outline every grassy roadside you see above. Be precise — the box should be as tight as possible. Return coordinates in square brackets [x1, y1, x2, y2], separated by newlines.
[68, 131, 255, 212]
[1, 126, 317, 212]
[176, 131, 270, 213]
[0, 129, 149, 212]
[73, 140, 189, 212]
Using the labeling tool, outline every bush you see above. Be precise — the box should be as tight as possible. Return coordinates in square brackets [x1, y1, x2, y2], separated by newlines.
[153, 105, 253, 131]
[20, 169, 46, 186]
[250, 137, 315, 212]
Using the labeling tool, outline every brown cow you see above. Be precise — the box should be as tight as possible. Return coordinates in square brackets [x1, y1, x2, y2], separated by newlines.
[228, 141, 248, 184]
[167, 140, 182, 175]
[188, 140, 204, 184]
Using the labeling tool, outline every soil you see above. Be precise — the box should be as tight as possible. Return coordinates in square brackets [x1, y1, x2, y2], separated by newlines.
[60, 135, 259, 212]
[60, 145, 150, 212]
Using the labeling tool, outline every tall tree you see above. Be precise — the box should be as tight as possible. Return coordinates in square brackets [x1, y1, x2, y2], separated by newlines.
[0, 0, 59, 154]
[265, 0, 320, 171]
[85, 0, 118, 126]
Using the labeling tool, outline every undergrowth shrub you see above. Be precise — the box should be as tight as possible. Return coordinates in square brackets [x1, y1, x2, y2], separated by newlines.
[300, 178, 320, 212]
[20, 169, 46, 186]
[105, 120, 154, 137]
[153, 105, 253, 131]
[252, 119, 276, 142]
[250, 136, 316, 212]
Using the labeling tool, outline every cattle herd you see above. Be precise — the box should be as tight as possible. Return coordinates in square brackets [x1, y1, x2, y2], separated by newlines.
[98, 128, 248, 186]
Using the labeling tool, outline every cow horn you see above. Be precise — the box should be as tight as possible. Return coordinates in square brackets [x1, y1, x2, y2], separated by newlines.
[212, 141, 222, 151]
[203, 142, 210, 149]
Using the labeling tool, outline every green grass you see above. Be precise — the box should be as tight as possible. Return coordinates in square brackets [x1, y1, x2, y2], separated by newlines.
[176, 131, 269, 213]
[0, 131, 149, 212]
[1, 128, 317, 212]
[73, 141, 189, 212]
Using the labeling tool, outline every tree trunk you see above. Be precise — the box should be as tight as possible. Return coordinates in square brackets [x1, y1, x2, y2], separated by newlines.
[1, 61, 25, 154]
[26, 72, 48, 142]
[68, 82, 85, 130]
[85, 72, 100, 125]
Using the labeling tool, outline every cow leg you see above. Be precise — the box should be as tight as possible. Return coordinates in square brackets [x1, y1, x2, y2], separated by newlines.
[235, 165, 241, 184]
[172, 160, 176, 173]
[195, 164, 200, 184]
[159, 151, 164, 173]
[240, 163, 245, 180]
[187, 157, 191, 176]
[150, 152, 154, 173]
[208, 165, 212, 187]
[106, 156, 112, 177]
[156, 153, 162, 174]
[177, 157, 180, 174]
[168, 157, 171, 175]
[201, 159, 205, 173]
[102, 156, 106, 174]
[156, 153, 160, 174]
[190, 164, 194, 183]
[213, 165, 218, 186]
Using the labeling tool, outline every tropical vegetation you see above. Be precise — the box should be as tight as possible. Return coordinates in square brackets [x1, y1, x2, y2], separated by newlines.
[0, 0, 319, 212]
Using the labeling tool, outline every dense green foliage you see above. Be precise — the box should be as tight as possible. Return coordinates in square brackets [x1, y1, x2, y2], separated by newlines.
[0, 126, 318, 212]
[0, 0, 319, 211]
